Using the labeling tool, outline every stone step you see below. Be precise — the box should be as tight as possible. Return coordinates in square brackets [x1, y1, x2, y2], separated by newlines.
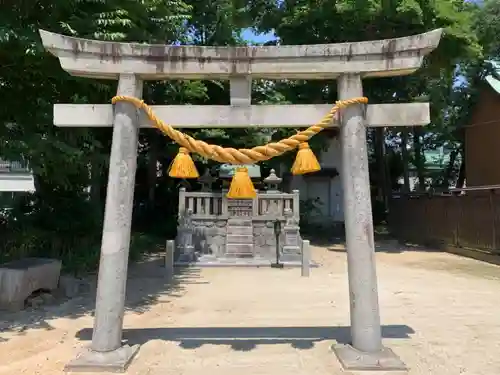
[226, 226, 253, 235]
[224, 252, 255, 259]
[225, 243, 253, 256]
[227, 218, 252, 227]
[226, 234, 253, 244]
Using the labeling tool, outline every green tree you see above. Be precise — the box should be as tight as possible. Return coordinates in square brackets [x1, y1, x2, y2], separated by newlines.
[0, 0, 195, 272]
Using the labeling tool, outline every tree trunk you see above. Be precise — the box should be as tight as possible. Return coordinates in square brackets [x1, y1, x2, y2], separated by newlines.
[375, 127, 388, 210]
[401, 128, 410, 193]
[33, 173, 42, 195]
[443, 149, 459, 189]
[384, 135, 392, 200]
[456, 146, 466, 189]
[147, 134, 159, 207]
[90, 159, 102, 206]
[413, 127, 426, 191]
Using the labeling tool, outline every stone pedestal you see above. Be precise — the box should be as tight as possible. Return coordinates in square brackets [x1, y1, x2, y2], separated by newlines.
[333, 344, 407, 371]
[176, 209, 195, 262]
[281, 209, 301, 262]
[64, 345, 140, 373]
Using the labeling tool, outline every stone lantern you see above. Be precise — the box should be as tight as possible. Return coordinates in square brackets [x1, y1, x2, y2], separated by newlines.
[199, 169, 215, 192]
[264, 169, 282, 193]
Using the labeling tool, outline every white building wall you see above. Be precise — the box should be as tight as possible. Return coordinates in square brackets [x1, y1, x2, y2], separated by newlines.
[289, 138, 344, 223]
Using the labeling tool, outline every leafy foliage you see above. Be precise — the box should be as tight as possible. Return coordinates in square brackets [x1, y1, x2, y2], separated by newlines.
[1, 0, 497, 271]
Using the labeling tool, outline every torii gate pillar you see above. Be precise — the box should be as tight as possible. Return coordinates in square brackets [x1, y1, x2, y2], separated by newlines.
[334, 74, 390, 369]
[90, 74, 143, 358]
[39, 28, 442, 372]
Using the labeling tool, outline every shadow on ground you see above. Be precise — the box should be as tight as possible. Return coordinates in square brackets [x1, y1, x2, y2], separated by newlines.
[75, 324, 414, 351]
[0, 254, 202, 342]
[305, 234, 441, 254]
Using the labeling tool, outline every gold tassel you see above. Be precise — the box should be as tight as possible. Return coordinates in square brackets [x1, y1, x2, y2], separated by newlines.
[291, 142, 321, 175]
[168, 147, 199, 178]
[226, 166, 257, 199]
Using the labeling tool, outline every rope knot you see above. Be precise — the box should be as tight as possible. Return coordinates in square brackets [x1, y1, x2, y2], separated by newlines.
[298, 143, 310, 150]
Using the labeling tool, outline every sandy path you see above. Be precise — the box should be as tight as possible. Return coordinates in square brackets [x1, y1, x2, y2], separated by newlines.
[0, 242, 499, 375]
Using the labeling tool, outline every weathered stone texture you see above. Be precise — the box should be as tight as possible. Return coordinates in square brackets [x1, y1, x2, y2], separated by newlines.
[39, 28, 443, 80]
[176, 192, 302, 263]
[0, 258, 62, 311]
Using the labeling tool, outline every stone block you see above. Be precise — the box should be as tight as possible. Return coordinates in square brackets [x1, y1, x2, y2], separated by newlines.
[208, 243, 219, 256]
[227, 218, 252, 227]
[265, 235, 276, 246]
[0, 258, 62, 311]
[205, 227, 226, 236]
[230, 226, 253, 235]
[58, 275, 89, 298]
[226, 234, 253, 244]
[332, 344, 407, 371]
[283, 245, 300, 255]
[225, 243, 253, 257]
[206, 235, 221, 245]
[64, 345, 140, 372]
[258, 245, 274, 258]
[254, 235, 266, 247]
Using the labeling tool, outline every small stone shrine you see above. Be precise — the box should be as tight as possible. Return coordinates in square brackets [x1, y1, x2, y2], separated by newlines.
[176, 166, 302, 265]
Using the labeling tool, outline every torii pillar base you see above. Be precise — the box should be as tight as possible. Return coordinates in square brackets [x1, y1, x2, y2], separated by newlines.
[64, 345, 140, 373]
[333, 344, 407, 372]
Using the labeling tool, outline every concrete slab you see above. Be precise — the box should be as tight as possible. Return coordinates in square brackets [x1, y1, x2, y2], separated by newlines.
[174, 256, 319, 268]
[0, 258, 61, 312]
[333, 343, 407, 371]
[53, 103, 431, 128]
[64, 344, 140, 373]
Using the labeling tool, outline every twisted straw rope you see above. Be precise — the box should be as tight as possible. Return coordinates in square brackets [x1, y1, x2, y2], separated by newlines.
[111, 96, 368, 165]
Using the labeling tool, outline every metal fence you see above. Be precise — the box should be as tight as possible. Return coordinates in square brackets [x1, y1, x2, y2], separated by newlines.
[388, 187, 500, 254]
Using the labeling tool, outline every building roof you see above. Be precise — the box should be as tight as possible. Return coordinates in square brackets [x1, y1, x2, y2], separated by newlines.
[485, 60, 500, 94]
[408, 147, 460, 172]
[422, 149, 453, 171]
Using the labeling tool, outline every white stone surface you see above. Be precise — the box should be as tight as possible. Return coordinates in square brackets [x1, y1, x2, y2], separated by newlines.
[39, 29, 442, 80]
[53, 103, 430, 128]
[0, 258, 61, 311]
[290, 138, 344, 222]
[0, 173, 35, 192]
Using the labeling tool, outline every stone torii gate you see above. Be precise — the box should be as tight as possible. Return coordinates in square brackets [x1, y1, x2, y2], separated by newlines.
[39, 28, 442, 372]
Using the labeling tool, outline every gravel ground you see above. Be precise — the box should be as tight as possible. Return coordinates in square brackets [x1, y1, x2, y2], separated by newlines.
[0, 241, 499, 375]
